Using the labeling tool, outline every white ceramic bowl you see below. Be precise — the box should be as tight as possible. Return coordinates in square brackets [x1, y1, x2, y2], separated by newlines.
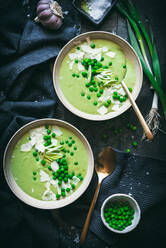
[53, 31, 143, 121]
[101, 193, 141, 233]
[3, 118, 94, 209]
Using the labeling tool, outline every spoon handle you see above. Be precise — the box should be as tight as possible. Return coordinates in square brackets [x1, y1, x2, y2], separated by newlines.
[121, 80, 153, 140]
[80, 182, 101, 246]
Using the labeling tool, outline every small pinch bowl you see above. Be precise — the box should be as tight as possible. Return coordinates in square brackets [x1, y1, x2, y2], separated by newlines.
[101, 193, 141, 233]
[3, 118, 94, 209]
[53, 31, 143, 121]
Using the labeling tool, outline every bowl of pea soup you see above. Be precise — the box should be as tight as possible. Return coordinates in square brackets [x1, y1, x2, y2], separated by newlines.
[3, 118, 94, 209]
[53, 31, 143, 121]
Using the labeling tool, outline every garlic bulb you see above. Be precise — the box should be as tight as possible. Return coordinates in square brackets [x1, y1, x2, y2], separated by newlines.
[35, 0, 63, 30]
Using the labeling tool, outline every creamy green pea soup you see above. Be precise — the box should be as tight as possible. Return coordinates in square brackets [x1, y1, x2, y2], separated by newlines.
[11, 125, 88, 201]
[59, 39, 136, 115]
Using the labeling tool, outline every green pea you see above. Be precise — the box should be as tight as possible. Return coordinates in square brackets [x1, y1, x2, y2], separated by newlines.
[104, 102, 109, 108]
[132, 141, 137, 147]
[64, 165, 68, 170]
[43, 135, 48, 140]
[92, 69, 96, 75]
[61, 191, 66, 197]
[75, 59, 78, 63]
[109, 61, 112, 66]
[132, 126, 137, 131]
[52, 133, 56, 138]
[100, 56, 104, 61]
[71, 184, 75, 189]
[41, 160, 46, 165]
[82, 71, 88, 78]
[33, 151, 37, 157]
[87, 95, 91, 100]
[102, 65, 108, 69]
[56, 194, 60, 199]
[53, 175, 57, 180]
[66, 188, 70, 192]
[81, 92, 85, 97]
[47, 139, 51, 145]
[64, 177, 68, 183]
[90, 43, 95, 48]
[47, 129, 51, 134]
[93, 101, 98, 106]
[119, 96, 124, 102]
[97, 93, 101, 97]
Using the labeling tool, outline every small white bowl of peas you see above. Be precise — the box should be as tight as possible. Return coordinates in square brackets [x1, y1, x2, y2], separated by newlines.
[101, 193, 141, 233]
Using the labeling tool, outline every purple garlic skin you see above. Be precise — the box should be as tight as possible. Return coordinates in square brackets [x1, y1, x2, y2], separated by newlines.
[36, 0, 63, 30]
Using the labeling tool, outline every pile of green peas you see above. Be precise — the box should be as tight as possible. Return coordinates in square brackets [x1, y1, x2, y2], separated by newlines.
[113, 91, 128, 103]
[72, 43, 129, 108]
[104, 201, 135, 231]
[32, 125, 84, 198]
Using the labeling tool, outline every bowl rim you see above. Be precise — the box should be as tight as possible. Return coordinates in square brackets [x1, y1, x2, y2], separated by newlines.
[101, 193, 141, 233]
[53, 31, 143, 121]
[3, 118, 94, 209]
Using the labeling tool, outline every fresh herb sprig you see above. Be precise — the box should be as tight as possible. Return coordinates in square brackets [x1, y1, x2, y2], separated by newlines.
[116, 0, 166, 120]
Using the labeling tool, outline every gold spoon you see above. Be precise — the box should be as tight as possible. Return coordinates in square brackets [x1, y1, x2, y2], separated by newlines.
[80, 146, 116, 246]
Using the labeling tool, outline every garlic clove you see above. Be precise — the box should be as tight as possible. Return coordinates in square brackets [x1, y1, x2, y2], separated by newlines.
[37, 4, 50, 14]
[41, 15, 62, 30]
[41, 14, 56, 25]
[38, 9, 53, 21]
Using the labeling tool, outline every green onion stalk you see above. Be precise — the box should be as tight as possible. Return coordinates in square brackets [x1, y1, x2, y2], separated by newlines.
[116, 0, 166, 139]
